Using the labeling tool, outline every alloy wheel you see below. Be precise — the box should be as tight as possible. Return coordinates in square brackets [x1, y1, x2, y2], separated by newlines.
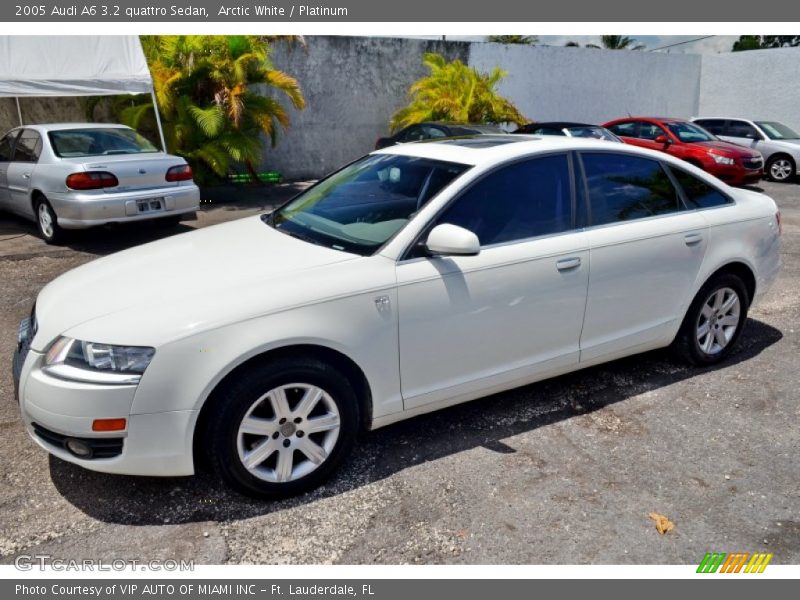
[236, 383, 341, 483]
[770, 158, 793, 181]
[38, 203, 54, 239]
[696, 287, 741, 355]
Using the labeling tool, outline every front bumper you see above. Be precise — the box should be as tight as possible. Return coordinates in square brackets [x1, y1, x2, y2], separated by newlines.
[13, 329, 196, 477]
[49, 184, 200, 229]
[706, 160, 763, 186]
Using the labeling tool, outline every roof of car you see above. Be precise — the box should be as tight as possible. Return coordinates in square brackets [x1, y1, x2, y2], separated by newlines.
[374, 134, 659, 167]
[607, 116, 689, 124]
[525, 121, 600, 129]
[14, 123, 132, 133]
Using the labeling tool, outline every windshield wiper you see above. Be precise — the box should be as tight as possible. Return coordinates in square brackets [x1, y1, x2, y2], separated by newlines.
[277, 227, 327, 248]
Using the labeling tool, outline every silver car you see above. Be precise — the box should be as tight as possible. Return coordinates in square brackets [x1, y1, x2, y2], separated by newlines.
[693, 117, 800, 183]
[0, 123, 200, 243]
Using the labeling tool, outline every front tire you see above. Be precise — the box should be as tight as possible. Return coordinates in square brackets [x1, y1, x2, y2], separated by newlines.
[766, 155, 795, 183]
[34, 196, 65, 244]
[672, 274, 749, 366]
[205, 358, 359, 499]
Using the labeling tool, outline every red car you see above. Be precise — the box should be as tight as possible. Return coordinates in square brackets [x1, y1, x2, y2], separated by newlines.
[603, 117, 764, 186]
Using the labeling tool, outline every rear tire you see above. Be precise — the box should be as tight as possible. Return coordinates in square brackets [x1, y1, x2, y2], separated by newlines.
[204, 357, 359, 499]
[34, 196, 65, 245]
[672, 274, 749, 366]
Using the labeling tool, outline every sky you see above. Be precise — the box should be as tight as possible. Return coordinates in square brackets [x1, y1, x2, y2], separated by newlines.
[417, 35, 742, 54]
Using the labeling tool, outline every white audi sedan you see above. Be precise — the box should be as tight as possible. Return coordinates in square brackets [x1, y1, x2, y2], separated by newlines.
[13, 136, 781, 498]
[0, 123, 200, 243]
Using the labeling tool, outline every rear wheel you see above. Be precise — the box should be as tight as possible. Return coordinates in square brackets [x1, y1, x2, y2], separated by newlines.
[672, 274, 749, 365]
[34, 196, 65, 245]
[766, 155, 795, 183]
[205, 358, 359, 499]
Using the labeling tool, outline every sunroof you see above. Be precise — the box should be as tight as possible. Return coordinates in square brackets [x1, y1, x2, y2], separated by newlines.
[434, 136, 533, 148]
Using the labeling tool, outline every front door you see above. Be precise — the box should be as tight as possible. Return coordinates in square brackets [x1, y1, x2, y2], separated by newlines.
[396, 153, 590, 409]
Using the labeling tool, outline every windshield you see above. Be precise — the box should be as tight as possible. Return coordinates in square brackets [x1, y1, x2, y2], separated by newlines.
[567, 126, 619, 142]
[48, 128, 159, 157]
[270, 154, 470, 255]
[756, 121, 800, 140]
[665, 122, 716, 143]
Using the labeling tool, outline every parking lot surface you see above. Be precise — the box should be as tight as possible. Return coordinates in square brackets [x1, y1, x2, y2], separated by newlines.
[1, 181, 798, 565]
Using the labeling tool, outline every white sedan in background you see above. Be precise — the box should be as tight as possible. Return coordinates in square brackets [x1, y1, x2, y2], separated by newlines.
[13, 135, 781, 498]
[0, 123, 200, 243]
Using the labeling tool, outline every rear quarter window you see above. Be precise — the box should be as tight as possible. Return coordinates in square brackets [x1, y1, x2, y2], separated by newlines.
[670, 167, 733, 209]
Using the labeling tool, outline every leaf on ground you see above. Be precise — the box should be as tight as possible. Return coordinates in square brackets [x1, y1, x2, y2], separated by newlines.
[649, 512, 675, 535]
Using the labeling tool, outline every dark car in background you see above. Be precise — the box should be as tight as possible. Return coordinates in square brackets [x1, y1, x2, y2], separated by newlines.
[514, 121, 621, 142]
[603, 117, 763, 186]
[375, 122, 506, 149]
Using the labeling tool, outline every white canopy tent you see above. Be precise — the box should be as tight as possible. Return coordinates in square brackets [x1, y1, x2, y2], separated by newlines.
[0, 36, 165, 149]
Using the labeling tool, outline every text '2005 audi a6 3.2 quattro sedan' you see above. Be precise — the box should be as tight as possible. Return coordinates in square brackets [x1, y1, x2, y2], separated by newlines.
[13, 135, 781, 498]
[0, 123, 200, 243]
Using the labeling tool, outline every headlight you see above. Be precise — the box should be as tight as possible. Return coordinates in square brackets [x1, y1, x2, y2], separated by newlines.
[711, 154, 735, 166]
[43, 337, 155, 385]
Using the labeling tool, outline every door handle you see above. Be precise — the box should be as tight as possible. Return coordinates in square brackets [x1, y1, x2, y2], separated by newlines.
[556, 257, 582, 271]
[22, 173, 31, 179]
[684, 233, 703, 246]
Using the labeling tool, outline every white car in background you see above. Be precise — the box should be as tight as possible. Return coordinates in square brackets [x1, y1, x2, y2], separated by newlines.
[693, 117, 800, 183]
[0, 123, 200, 243]
[13, 135, 781, 498]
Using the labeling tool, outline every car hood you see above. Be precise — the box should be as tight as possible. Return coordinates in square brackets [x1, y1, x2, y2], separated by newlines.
[32, 216, 361, 350]
[695, 140, 761, 158]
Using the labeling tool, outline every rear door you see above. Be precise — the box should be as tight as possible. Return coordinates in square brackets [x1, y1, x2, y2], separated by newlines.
[0, 130, 20, 209]
[577, 151, 708, 363]
[397, 153, 590, 408]
[5, 129, 40, 217]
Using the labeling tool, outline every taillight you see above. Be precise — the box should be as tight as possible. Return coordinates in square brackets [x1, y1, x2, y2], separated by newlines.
[166, 164, 193, 182]
[65, 171, 118, 190]
[776, 211, 782, 236]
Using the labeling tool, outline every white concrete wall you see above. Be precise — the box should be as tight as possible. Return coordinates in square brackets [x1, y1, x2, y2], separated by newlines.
[698, 47, 800, 130]
[468, 44, 702, 125]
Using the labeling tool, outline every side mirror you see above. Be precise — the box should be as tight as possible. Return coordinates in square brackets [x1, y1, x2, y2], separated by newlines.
[425, 224, 480, 257]
[655, 135, 671, 145]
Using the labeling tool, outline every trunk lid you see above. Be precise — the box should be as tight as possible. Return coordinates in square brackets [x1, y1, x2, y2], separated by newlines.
[75, 153, 186, 191]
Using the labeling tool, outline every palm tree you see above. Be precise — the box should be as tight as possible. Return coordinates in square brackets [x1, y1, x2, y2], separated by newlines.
[390, 53, 527, 131]
[588, 35, 646, 50]
[487, 35, 539, 45]
[123, 35, 305, 182]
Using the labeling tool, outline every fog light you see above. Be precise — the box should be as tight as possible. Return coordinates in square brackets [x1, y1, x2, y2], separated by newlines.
[64, 438, 93, 458]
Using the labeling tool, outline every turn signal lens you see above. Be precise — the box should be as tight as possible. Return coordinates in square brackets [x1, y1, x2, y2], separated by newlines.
[166, 164, 193, 182]
[66, 171, 119, 190]
[92, 418, 127, 432]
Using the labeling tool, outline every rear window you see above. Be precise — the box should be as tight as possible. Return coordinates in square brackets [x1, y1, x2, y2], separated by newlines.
[48, 128, 158, 158]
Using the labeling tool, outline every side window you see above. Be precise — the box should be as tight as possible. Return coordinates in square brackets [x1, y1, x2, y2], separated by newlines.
[727, 120, 759, 139]
[581, 152, 683, 225]
[695, 119, 727, 136]
[12, 130, 42, 162]
[0, 131, 19, 162]
[532, 127, 566, 136]
[638, 122, 667, 140]
[670, 167, 732, 209]
[422, 126, 447, 139]
[608, 122, 637, 138]
[436, 154, 573, 246]
[396, 126, 420, 143]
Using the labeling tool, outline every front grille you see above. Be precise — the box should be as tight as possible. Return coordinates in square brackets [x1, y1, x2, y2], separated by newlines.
[31, 423, 124, 459]
[741, 157, 763, 170]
